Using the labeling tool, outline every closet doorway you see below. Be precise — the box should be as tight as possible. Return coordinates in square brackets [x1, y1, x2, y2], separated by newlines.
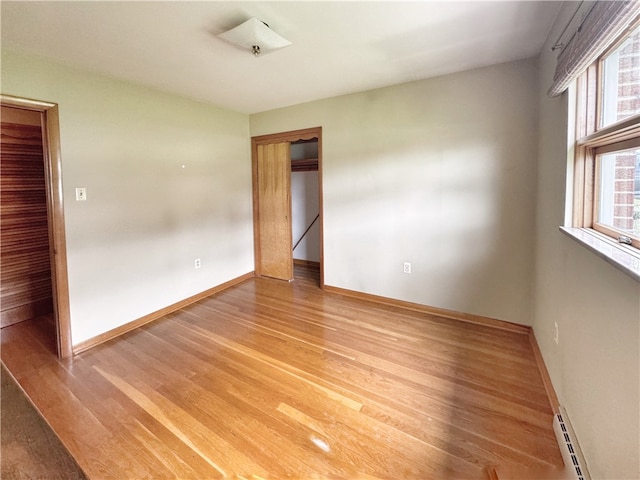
[251, 127, 323, 287]
[0, 95, 72, 359]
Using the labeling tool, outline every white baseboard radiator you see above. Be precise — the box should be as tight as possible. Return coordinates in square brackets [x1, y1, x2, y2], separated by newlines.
[553, 408, 590, 480]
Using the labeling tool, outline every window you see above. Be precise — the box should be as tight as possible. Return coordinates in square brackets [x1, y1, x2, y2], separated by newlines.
[595, 146, 640, 241]
[574, 20, 640, 250]
[600, 24, 640, 128]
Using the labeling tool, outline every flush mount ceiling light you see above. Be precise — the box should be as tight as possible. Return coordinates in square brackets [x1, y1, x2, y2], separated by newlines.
[217, 17, 292, 57]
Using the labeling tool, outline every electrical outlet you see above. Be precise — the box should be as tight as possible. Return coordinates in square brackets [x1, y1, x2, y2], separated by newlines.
[554, 322, 559, 345]
[194, 258, 201, 269]
[403, 262, 411, 274]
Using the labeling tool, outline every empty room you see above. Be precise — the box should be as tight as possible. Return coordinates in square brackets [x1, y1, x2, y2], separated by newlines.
[1, 1, 639, 479]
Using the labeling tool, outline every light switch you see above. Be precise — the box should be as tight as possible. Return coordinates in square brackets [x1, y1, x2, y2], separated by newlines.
[75, 187, 87, 201]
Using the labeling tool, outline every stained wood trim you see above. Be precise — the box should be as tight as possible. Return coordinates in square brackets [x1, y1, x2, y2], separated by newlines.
[578, 114, 640, 146]
[291, 158, 318, 172]
[42, 105, 72, 358]
[572, 146, 587, 227]
[1, 95, 57, 111]
[593, 222, 640, 248]
[325, 284, 563, 415]
[1, 95, 72, 359]
[572, 64, 640, 247]
[592, 132, 640, 154]
[73, 272, 254, 355]
[252, 127, 320, 145]
[323, 285, 531, 335]
[251, 140, 262, 281]
[317, 130, 324, 288]
[528, 330, 561, 414]
[1, 299, 54, 328]
[292, 259, 320, 268]
[251, 126, 324, 287]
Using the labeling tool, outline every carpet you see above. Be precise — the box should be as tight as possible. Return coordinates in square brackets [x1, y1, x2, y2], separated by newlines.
[1, 363, 87, 479]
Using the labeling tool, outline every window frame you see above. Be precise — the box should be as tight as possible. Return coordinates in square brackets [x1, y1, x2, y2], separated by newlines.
[573, 21, 640, 250]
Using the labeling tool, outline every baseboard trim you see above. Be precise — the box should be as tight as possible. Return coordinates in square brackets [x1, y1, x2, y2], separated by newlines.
[73, 272, 254, 355]
[322, 285, 565, 471]
[293, 259, 320, 268]
[323, 285, 530, 335]
[528, 329, 561, 414]
[322, 285, 561, 414]
[1, 298, 53, 328]
[322, 284, 566, 472]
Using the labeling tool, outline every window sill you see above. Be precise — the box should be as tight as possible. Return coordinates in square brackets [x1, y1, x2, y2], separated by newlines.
[560, 227, 640, 282]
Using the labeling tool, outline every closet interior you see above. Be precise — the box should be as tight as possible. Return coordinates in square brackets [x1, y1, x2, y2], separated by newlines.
[290, 139, 320, 265]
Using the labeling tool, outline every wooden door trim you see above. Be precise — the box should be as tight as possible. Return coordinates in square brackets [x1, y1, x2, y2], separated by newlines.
[251, 127, 324, 287]
[1, 94, 72, 359]
[253, 127, 320, 145]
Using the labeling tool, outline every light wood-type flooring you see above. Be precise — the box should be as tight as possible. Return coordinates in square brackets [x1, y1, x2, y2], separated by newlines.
[1, 264, 563, 479]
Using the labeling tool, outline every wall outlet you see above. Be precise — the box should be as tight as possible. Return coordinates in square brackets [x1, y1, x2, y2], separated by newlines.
[403, 262, 411, 274]
[194, 258, 201, 269]
[554, 321, 559, 345]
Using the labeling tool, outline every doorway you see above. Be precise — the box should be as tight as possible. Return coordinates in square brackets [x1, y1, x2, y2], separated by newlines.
[0, 95, 72, 359]
[251, 127, 323, 287]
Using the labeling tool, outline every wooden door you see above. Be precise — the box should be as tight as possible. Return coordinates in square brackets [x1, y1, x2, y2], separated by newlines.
[0, 109, 54, 327]
[256, 142, 293, 281]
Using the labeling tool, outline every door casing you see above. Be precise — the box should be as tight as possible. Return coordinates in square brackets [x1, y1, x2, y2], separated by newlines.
[1, 94, 72, 359]
[251, 127, 323, 286]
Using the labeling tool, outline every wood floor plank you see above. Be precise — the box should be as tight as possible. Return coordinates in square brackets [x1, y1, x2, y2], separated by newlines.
[157, 370, 344, 477]
[94, 366, 230, 478]
[174, 314, 366, 412]
[181, 295, 553, 435]
[1, 265, 563, 478]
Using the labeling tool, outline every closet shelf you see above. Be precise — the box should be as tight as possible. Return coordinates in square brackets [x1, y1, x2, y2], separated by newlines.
[291, 158, 318, 172]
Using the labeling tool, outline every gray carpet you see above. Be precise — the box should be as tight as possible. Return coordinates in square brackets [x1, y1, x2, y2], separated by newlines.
[1, 363, 87, 480]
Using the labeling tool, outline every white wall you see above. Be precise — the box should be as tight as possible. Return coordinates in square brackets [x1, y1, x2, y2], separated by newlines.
[252, 59, 539, 325]
[291, 171, 320, 262]
[1, 50, 254, 345]
[534, 5, 640, 478]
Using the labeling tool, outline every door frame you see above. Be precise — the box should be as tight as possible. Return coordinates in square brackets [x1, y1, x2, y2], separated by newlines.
[1, 94, 73, 359]
[251, 127, 324, 287]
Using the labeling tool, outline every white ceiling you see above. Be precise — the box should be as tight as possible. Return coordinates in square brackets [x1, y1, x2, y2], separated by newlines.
[1, 1, 562, 114]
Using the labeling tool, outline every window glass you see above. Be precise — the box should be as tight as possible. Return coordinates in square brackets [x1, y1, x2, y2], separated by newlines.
[601, 25, 640, 128]
[597, 148, 640, 237]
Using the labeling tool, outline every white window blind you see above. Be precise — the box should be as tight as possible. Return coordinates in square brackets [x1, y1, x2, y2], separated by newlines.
[548, 0, 640, 97]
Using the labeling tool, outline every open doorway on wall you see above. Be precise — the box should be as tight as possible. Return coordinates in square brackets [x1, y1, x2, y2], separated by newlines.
[290, 138, 320, 277]
[1, 96, 72, 359]
[251, 127, 323, 287]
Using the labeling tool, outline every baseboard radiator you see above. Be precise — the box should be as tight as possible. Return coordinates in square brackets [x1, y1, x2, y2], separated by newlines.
[553, 408, 590, 480]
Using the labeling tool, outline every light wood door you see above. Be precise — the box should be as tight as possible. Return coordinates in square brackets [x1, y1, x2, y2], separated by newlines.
[256, 142, 293, 281]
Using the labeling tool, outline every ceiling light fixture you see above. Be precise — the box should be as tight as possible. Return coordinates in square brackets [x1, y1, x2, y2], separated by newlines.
[217, 17, 292, 57]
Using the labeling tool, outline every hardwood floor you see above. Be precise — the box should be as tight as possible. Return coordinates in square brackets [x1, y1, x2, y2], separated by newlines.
[1, 265, 563, 479]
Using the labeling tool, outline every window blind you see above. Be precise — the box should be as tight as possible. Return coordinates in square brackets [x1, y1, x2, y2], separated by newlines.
[548, 0, 640, 97]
